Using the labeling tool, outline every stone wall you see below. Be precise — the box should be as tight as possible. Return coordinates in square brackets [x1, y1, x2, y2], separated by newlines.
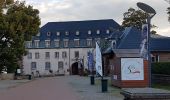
[0, 73, 14, 80]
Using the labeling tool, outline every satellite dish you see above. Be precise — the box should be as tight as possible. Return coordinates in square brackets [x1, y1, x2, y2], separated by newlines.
[137, 2, 156, 14]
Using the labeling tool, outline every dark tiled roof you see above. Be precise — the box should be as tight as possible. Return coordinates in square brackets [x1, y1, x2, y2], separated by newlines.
[117, 27, 141, 49]
[150, 38, 170, 52]
[28, 19, 122, 49]
[38, 19, 121, 40]
[104, 26, 170, 54]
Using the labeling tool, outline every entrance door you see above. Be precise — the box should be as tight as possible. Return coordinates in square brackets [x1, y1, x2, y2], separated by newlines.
[71, 62, 78, 75]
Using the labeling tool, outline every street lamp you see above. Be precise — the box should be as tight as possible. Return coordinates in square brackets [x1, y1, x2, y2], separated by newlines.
[137, 2, 156, 87]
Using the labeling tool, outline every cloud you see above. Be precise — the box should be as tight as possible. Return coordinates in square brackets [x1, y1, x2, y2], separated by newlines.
[16, 0, 170, 36]
[156, 28, 170, 37]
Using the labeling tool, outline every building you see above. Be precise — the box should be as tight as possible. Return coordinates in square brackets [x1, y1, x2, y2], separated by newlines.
[150, 37, 170, 62]
[23, 19, 121, 76]
[103, 27, 170, 88]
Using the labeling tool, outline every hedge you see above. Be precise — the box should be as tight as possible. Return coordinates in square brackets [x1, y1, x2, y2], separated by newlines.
[152, 62, 170, 75]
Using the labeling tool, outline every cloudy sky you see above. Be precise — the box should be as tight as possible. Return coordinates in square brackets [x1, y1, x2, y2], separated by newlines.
[18, 0, 170, 37]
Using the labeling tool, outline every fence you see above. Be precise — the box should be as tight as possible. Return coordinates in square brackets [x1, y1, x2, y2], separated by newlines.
[152, 74, 170, 84]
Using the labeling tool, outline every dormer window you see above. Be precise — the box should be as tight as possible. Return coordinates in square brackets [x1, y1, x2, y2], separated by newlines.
[47, 32, 51, 36]
[63, 39, 69, 47]
[45, 40, 50, 48]
[54, 39, 60, 47]
[56, 32, 60, 36]
[88, 30, 91, 35]
[76, 31, 79, 35]
[65, 31, 69, 36]
[87, 39, 92, 47]
[106, 29, 110, 34]
[96, 30, 100, 34]
[74, 39, 80, 46]
[34, 40, 40, 48]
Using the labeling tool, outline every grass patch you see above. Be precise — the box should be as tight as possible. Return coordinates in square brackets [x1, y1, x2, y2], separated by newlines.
[152, 83, 170, 90]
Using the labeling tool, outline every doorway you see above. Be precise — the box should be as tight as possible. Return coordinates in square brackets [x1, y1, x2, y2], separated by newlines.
[71, 62, 79, 75]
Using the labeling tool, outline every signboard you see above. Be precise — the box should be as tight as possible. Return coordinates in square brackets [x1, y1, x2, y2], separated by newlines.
[17, 69, 21, 74]
[95, 42, 103, 76]
[140, 24, 148, 60]
[121, 58, 144, 80]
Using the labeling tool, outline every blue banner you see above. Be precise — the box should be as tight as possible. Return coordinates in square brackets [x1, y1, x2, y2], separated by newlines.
[88, 51, 93, 72]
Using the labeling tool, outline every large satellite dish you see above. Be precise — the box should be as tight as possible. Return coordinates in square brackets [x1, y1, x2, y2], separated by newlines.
[137, 2, 156, 14]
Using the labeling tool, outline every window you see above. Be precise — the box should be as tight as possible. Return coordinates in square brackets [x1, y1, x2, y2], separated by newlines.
[111, 40, 116, 49]
[63, 39, 69, 47]
[56, 32, 60, 36]
[74, 39, 80, 47]
[47, 32, 51, 36]
[45, 52, 50, 59]
[34, 40, 40, 48]
[58, 61, 64, 70]
[35, 52, 40, 59]
[106, 29, 110, 34]
[75, 51, 79, 58]
[45, 62, 51, 70]
[65, 31, 69, 36]
[27, 52, 32, 59]
[54, 39, 60, 47]
[151, 54, 159, 62]
[88, 30, 91, 35]
[96, 30, 100, 34]
[27, 41, 32, 48]
[62, 51, 67, 58]
[31, 62, 36, 70]
[45, 40, 50, 48]
[55, 52, 59, 58]
[76, 31, 79, 35]
[87, 39, 92, 47]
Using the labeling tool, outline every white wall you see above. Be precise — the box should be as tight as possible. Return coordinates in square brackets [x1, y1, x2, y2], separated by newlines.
[23, 48, 93, 75]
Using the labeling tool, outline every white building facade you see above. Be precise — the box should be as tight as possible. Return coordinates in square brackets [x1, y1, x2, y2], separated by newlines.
[23, 19, 121, 76]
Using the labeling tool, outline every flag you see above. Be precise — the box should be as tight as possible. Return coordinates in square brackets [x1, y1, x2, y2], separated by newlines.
[140, 24, 148, 60]
[95, 42, 103, 76]
[88, 51, 93, 72]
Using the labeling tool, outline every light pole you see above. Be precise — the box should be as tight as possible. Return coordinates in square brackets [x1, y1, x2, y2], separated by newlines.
[137, 2, 156, 87]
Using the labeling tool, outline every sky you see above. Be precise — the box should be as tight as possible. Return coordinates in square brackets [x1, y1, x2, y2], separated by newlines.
[17, 0, 170, 37]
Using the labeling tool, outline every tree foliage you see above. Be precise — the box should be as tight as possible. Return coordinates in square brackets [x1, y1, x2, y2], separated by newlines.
[165, 0, 170, 22]
[122, 8, 148, 30]
[0, 1, 40, 73]
[167, 7, 170, 22]
[122, 8, 157, 34]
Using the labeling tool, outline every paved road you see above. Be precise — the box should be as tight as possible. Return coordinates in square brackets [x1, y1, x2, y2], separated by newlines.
[0, 77, 80, 100]
[66, 76, 123, 100]
[0, 76, 124, 100]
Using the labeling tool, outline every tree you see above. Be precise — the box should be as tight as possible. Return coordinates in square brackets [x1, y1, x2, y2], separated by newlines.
[165, 0, 170, 22]
[0, 1, 40, 73]
[122, 8, 148, 29]
[122, 8, 157, 34]
[168, 7, 170, 22]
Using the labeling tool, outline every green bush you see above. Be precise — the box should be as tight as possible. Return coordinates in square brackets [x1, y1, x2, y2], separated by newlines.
[152, 62, 170, 75]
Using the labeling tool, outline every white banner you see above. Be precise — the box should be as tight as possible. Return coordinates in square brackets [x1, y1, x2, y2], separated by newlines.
[95, 42, 103, 76]
[140, 24, 148, 60]
[121, 58, 144, 80]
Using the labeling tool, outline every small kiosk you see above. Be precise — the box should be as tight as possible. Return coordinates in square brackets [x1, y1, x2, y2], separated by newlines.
[110, 49, 149, 88]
